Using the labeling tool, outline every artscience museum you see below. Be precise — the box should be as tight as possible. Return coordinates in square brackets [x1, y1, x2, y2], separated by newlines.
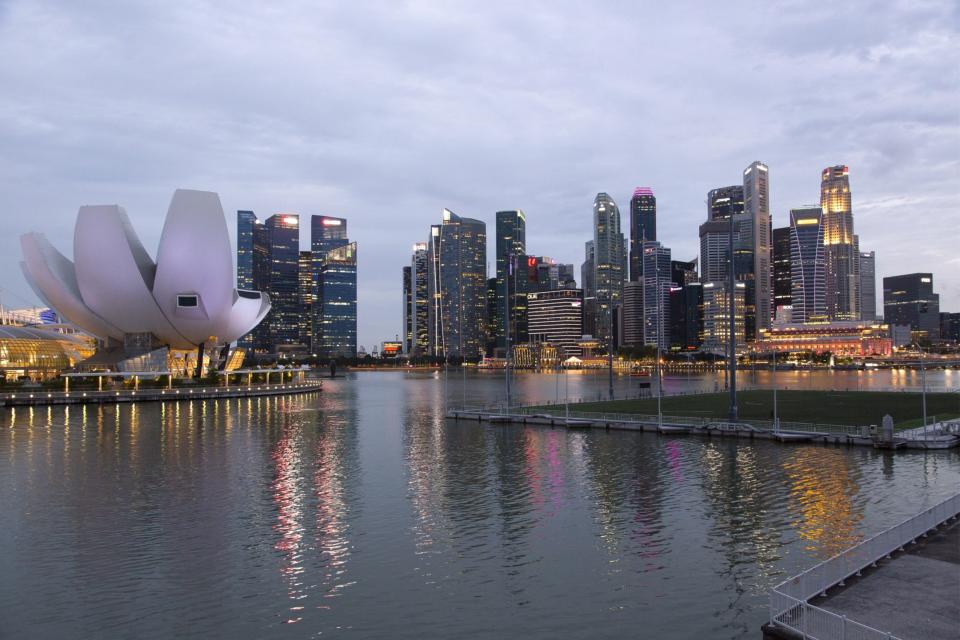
[20, 189, 271, 376]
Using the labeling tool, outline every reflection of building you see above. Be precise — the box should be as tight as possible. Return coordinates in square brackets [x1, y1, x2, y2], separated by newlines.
[0, 326, 96, 381]
[701, 281, 745, 353]
[527, 289, 583, 357]
[753, 321, 893, 356]
[883, 273, 940, 341]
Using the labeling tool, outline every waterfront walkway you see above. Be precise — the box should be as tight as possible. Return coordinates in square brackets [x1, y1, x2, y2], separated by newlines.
[0, 380, 321, 407]
[811, 518, 959, 639]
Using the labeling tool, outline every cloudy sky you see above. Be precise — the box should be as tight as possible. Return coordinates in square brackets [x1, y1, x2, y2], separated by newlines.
[1, 0, 957, 349]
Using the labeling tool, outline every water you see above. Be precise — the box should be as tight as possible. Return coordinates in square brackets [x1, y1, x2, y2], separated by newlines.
[1, 370, 958, 639]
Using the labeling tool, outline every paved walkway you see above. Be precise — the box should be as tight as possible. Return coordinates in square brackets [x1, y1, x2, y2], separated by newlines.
[812, 517, 960, 639]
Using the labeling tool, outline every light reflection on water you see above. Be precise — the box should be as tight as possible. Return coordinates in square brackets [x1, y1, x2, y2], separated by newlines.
[0, 370, 958, 639]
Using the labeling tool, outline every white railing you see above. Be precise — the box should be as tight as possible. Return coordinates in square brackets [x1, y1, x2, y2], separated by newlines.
[769, 492, 960, 639]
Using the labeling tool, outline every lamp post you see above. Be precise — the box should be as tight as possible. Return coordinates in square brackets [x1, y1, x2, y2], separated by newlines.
[728, 211, 738, 422]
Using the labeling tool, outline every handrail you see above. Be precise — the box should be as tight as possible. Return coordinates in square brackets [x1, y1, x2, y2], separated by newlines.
[769, 492, 960, 640]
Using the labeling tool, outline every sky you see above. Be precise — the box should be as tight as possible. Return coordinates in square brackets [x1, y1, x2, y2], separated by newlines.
[1, 0, 958, 350]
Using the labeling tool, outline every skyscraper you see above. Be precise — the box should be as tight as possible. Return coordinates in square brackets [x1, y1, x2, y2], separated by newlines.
[642, 242, 671, 350]
[707, 185, 744, 221]
[772, 226, 792, 317]
[527, 289, 583, 357]
[411, 242, 429, 355]
[427, 209, 487, 359]
[622, 282, 644, 347]
[789, 207, 827, 323]
[629, 187, 656, 282]
[743, 161, 771, 338]
[883, 273, 940, 341]
[299, 250, 314, 347]
[581, 240, 596, 337]
[315, 242, 358, 357]
[237, 210, 258, 291]
[264, 214, 301, 350]
[236, 210, 269, 349]
[820, 165, 859, 320]
[311, 215, 349, 254]
[592, 193, 625, 347]
[495, 210, 526, 352]
[402, 265, 413, 353]
[859, 251, 877, 321]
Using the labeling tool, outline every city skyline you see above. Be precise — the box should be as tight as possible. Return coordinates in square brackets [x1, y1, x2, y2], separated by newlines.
[0, 2, 957, 349]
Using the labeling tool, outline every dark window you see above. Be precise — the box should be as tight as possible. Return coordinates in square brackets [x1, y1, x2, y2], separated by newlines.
[177, 295, 199, 308]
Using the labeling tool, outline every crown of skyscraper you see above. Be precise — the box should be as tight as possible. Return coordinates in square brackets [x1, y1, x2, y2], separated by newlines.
[632, 187, 654, 197]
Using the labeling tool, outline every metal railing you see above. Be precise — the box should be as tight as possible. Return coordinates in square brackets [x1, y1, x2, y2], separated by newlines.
[769, 492, 960, 640]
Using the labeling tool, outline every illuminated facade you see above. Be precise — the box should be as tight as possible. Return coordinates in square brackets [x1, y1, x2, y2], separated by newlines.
[264, 214, 301, 349]
[593, 193, 625, 346]
[427, 209, 487, 359]
[527, 289, 583, 356]
[789, 206, 826, 323]
[642, 241, 671, 350]
[629, 187, 656, 282]
[411, 243, 429, 354]
[753, 322, 893, 356]
[314, 242, 358, 357]
[512, 341, 560, 369]
[494, 210, 526, 352]
[743, 161, 771, 340]
[701, 281, 745, 354]
[773, 226, 792, 314]
[820, 165, 859, 320]
[883, 273, 940, 341]
[0, 326, 96, 381]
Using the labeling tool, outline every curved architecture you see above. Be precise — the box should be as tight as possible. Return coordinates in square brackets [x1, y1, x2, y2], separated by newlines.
[20, 189, 270, 353]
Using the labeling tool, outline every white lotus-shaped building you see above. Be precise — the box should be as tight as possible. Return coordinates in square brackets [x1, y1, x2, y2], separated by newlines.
[20, 189, 270, 354]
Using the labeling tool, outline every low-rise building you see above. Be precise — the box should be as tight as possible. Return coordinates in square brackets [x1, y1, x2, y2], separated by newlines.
[753, 321, 893, 356]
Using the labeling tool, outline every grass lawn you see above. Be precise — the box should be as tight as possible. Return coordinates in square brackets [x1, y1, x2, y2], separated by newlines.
[540, 390, 960, 428]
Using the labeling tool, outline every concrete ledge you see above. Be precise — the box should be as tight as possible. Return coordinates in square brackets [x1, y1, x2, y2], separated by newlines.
[0, 382, 322, 407]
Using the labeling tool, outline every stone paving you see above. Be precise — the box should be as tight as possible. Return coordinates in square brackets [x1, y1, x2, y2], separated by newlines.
[812, 517, 960, 640]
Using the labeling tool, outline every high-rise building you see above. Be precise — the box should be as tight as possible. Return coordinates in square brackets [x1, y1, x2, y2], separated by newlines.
[427, 224, 442, 356]
[629, 187, 656, 281]
[427, 209, 487, 359]
[859, 251, 876, 321]
[315, 242, 358, 357]
[622, 281, 644, 347]
[299, 250, 314, 347]
[263, 214, 301, 350]
[670, 282, 703, 351]
[940, 312, 960, 343]
[820, 166, 859, 320]
[701, 281, 746, 354]
[707, 185, 744, 221]
[883, 273, 940, 341]
[237, 210, 258, 291]
[592, 193, 625, 348]
[494, 210, 526, 352]
[402, 265, 413, 353]
[236, 210, 269, 348]
[642, 242, 671, 350]
[789, 207, 827, 323]
[311, 215, 348, 255]
[581, 240, 596, 336]
[743, 161, 771, 338]
[411, 242, 429, 354]
[699, 219, 736, 283]
[527, 289, 583, 357]
[773, 226, 792, 315]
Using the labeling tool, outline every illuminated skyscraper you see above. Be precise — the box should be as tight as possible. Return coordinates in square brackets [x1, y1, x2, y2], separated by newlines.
[299, 250, 314, 347]
[883, 273, 940, 341]
[494, 210, 526, 352]
[820, 165, 859, 320]
[789, 207, 826, 323]
[236, 210, 268, 348]
[859, 250, 876, 321]
[410, 242, 429, 354]
[642, 242, 671, 350]
[773, 226, 792, 316]
[402, 265, 413, 352]
[592, 193, 625, 347]
[629, 187, 656, 281]
[581, 240, 596, 336]
[743, 161, 771, 338]
[427, 209, 487, 359]
[315, 242, 358, 357]
[264, 214, 301, 350]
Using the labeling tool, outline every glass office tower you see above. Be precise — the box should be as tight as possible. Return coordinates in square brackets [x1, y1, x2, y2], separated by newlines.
[315, 242, 358, 357]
